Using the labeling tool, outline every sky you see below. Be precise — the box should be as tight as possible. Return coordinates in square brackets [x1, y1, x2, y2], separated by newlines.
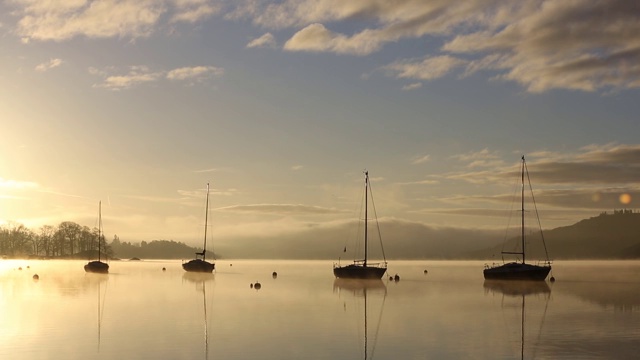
[1, 0, 639, 256]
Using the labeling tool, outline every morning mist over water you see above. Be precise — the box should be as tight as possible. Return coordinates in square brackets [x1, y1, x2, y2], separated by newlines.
[2, 260, 638, 359]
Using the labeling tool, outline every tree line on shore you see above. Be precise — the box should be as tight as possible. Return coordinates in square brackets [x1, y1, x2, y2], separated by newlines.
[0, 221, 205, 260]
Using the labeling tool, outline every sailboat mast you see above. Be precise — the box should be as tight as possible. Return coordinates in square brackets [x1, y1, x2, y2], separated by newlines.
[364, 171, 369, 267]
[521, 156, 526, 264]
[98, 201, 102, 262]
[203, 183, 210, 261]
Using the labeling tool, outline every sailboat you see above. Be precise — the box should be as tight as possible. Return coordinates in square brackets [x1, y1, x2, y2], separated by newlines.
[484, 156, 552, 281]
[85, 201, 109, 274]
[183, 183, 215, 273]
[333, 171, 388, 280]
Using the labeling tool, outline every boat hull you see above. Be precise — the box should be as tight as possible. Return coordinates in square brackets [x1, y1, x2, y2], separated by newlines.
[333, 264, 387, 279]
[84, 260, 109, 274]
[182, 259, 215, 273]
[483, 262, 550, 281]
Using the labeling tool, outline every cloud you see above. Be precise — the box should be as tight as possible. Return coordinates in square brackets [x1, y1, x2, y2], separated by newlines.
[13, 0, 165, 41]
[438, 144, 640, 209]
[93, 66, 162, 90]
[232, 0, 640, 93]
[10, 0, 219, 42]
[166, 66, 224, 82]
[411, 154, 431, 164]
[385, 55, 467, 81]
[247, 32, 277, 48]
[402, 82, 422, 91]
[284, 23, 384, 55]
[451, 148, 504, 168]
[219, 204, 346, 215]
[35, 58, 63, 72]
[291, 165, 303, 170]
[0, 178, 39, 189]
[91, 64, 223, 90]
[8, 1, 640, 92]
[170, 0, 220, 23]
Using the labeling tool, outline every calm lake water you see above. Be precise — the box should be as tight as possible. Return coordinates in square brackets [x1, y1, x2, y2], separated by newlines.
[1, 259, 639, 359]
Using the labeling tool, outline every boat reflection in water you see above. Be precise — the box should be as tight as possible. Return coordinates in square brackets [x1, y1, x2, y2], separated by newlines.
[183, 272, 215, 360]
[484, 280, 551, 360]
[333, 279, 387, 360]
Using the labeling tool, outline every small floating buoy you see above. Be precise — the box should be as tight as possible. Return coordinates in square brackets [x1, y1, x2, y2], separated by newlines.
[18, 267, 22, 271]
[33, 274, 39, 280]
[272, 271, 277, 278]
[27, 266, 30, 269]
[254, 282, 262, 290]
[423, 269, 428, 274]
[230, 263, 233, 266]
[250, 283, 254, 288]
[162, 267, 166, 271]
[550, 276, 556, 282]
[389, 276, 393, 281]
[394, 274, 400, 282]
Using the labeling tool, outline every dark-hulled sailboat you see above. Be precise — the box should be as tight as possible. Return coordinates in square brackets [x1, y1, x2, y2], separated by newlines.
[183, 183, 215, 273]
[85, 201, 109, 274]
[333, 171, 387, 279]
[484, 156, 552, 281]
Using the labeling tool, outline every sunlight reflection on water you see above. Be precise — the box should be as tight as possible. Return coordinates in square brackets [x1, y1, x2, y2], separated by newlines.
[0, 259, 639, 359]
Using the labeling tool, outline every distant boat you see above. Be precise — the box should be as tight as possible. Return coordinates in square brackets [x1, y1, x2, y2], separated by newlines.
[484, 156, 552, 281]
[183, 183, 215, 273]
[333, 171, 387, 279]
[85, 201, 109, 274]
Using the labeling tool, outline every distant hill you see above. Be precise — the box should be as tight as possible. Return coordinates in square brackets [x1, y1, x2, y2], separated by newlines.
[470, 211, 640, 260]
[110, 239, 216, 260]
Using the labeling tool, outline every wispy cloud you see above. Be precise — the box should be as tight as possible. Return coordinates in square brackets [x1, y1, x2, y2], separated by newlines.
[0, 178, 38, 189]
[13, 0, 165, 41]
[91, 65, 223, 90]
[402, 82, 422, 91]
[219, 204, 346, 215]
[170, 0, 220, 23]
[232, 0, 640, 93]
[10, 0, 218, 41]
[443, 144, 640, 186]
[247, 32, 277, 48]
[7, 1, 640, 92]
[93, 66, 162, 90]
[35, 58, 63, 72]
[291, 165, 303, 171]
[411, 154, 431, 165]
[166, 66, 224, 82]
[385, 55, 466, 81]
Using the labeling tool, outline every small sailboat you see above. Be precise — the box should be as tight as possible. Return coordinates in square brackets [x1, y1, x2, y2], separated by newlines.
[85, 201, 109, 274]
[183, 183, 215, 273]
[484, 156, 552, 281]
[333, 171, 387, 279]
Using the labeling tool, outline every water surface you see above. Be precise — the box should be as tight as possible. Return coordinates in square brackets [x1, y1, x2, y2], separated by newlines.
[1, 260, 638, 359]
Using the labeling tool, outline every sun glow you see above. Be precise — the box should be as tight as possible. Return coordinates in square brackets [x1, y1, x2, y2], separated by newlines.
[619, 193, 632, 205]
